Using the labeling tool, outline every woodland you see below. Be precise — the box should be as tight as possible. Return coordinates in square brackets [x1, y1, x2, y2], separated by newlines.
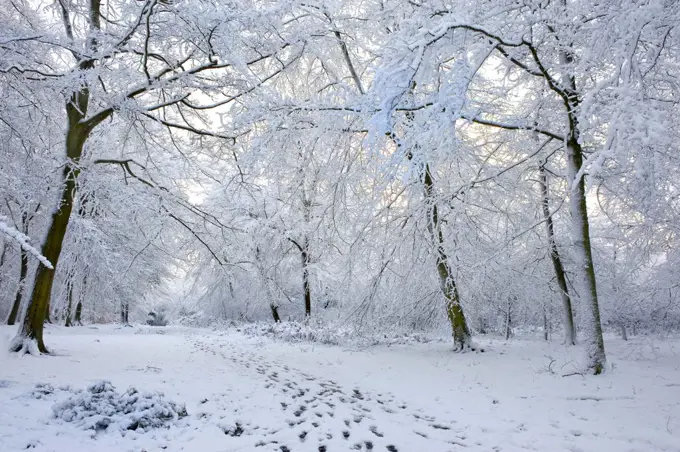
[2, 0, 680, 378]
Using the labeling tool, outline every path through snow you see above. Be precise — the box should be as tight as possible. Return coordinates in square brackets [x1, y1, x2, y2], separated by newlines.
[190, 336, 474, 451]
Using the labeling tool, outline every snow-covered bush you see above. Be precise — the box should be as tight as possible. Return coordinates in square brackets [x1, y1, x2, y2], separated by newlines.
[239, 320, 355, 345]
[175, 306, 213, 327]
[52, 381, 187, 432]
[238, 320, 445, 347]
[146, 310, 169, 327]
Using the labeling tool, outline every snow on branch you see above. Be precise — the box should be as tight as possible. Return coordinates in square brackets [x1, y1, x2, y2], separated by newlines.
[0, 216, 53, 269]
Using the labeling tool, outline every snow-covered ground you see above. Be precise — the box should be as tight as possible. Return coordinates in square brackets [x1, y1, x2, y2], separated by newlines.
[1, 325, 679, 452]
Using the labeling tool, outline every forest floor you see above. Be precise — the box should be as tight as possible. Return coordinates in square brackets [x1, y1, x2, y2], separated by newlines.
[0, 325, 679, 452]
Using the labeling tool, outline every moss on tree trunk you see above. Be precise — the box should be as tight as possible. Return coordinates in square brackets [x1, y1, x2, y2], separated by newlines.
[564, 119, 606, 374]
[11, 96, 89, 353]
[424, 165, 472, 350]
[12, 161, 80, 353]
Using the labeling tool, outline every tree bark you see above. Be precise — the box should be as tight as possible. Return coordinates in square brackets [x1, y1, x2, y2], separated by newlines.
[6, 248, 28, 325]
[6, 211, 30, 325]
[289, 235, 312, 318]
[11, 89, 93, 352]
[270, 304, 281, 323]
[556, 0, 606, 374]
[64, 280, 74, 327]
[121, 301, 129, 325]
[565, 126, 606, 374]
[11, 158, 81, 353]
[0, 242, 6, 264]
[538, 162, 576, 345]
[0, 240, 7, 273]
[44, 295, 52, 324]
[505, 303, 513, 340]
[72, 271, 87, 326]
[301, 237, 311, 317]
[423, 164, 472, 350]
[74, 298, 83, 326]
[396, 94, 472, 350]
[10, 0, 108, 353]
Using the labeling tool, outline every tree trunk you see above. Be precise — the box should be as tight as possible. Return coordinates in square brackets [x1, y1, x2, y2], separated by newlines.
[505, 304, 513, 340]
[557, 0, 606, 374]
[538, 162, 576, 345]
[270, 304, 281, 323]
[0, 240, 7, 273]
[423, 164, 472, 350]
[19, 121, 88, 350]
[10, 158, 81, 353]
[74, 299, 83, 326]
[64, 280, 74, 327]
[301, 237, 311, 317]
[9, 0, 107, 353]
[12, 121, 86, 352]
[75, 273, 87, 326]
[565, 131, 606, 374]
[44, 295, 52, 324]
[300, 192, 312, 318]
[6, 248, 28, 325]
[12, 134, 77, 349]
[478, 317, 487, 334]
[121, 301, 129, 325]
[290, 236, 312, 318]
[620, 323, 628, 341]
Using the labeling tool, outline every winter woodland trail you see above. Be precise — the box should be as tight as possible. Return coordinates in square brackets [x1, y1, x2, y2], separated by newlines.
[1, 325, 679, 452]
[189, 336, 475, 452]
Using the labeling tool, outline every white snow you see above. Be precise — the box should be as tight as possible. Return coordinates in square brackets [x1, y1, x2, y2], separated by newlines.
[1, 325, 679, 452]
[0, 215, 53, 269]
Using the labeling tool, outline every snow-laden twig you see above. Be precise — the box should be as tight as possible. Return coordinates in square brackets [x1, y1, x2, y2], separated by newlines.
[0, 215, 53, 269]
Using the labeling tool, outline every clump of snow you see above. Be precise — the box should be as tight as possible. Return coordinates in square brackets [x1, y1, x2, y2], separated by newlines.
[238, 320, 445, 347]
[133, 326, 169, 335]
[32, 383, 56, 399]
[52, 381, 187, 433]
